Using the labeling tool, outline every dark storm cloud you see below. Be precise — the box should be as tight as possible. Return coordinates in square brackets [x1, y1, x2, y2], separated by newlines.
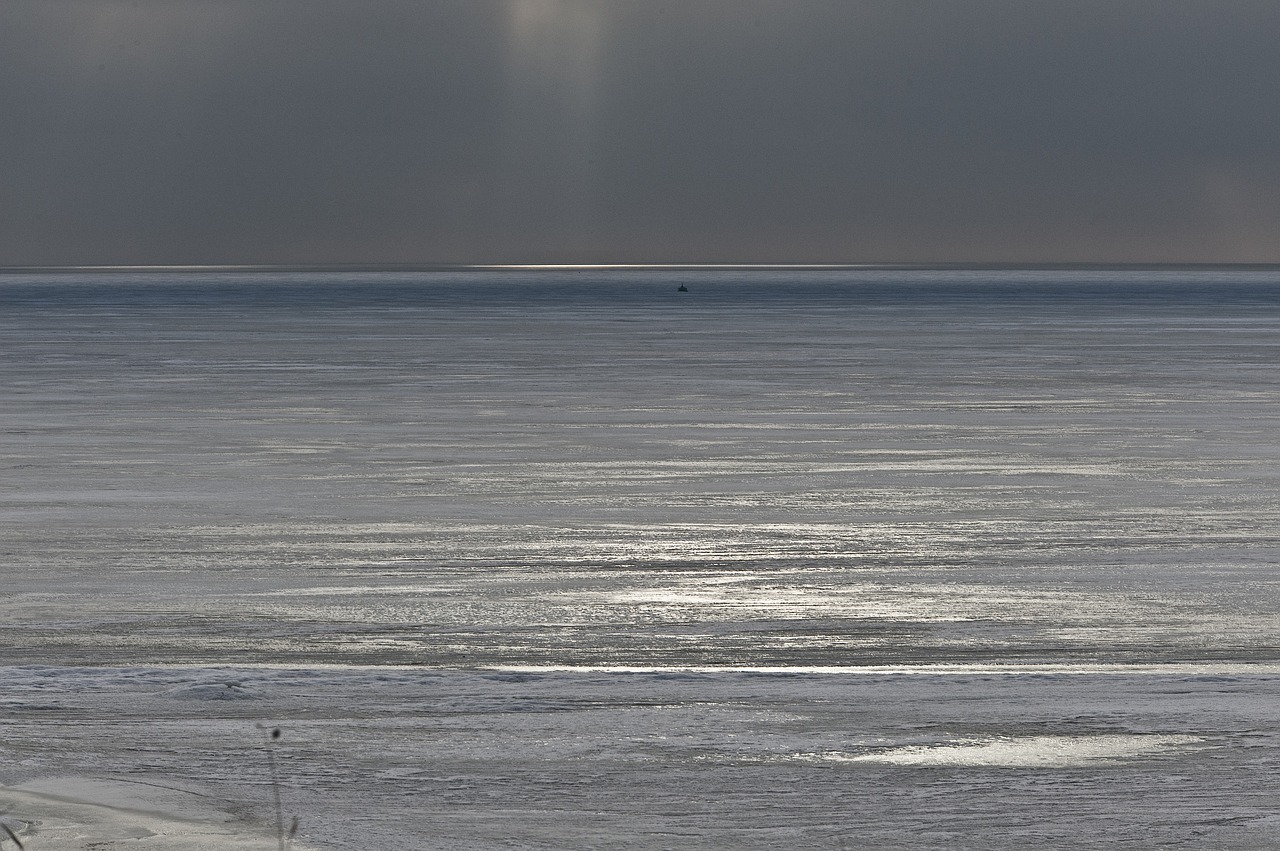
[3, 0, 1280, 265]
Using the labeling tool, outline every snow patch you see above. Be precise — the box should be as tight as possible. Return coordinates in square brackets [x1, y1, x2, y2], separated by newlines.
[808, 734, 1206, 767]
[0, 776, 317, 850]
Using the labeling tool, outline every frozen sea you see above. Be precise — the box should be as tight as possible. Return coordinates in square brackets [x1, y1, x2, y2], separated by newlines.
[3, 268, 1280, 848]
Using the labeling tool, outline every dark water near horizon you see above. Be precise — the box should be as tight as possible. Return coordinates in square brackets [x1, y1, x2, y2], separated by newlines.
[3, 268, 1280, 668]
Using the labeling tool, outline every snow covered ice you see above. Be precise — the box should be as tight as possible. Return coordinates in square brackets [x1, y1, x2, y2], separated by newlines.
[3, 269, 1280, 848]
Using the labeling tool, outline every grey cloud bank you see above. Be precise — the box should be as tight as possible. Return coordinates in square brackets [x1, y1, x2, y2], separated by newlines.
[3, 0, 1280, 266]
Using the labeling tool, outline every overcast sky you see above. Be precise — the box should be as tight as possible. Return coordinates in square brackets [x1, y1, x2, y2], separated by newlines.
[3, 0, 1280, 266]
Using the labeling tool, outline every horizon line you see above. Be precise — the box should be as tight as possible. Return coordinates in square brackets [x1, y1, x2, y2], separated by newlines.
[6, 261, 1280, 274]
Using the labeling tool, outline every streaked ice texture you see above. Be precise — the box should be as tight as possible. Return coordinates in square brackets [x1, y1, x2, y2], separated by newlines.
[4, 666, 1280, 849]
[3, 269, 1280, 848]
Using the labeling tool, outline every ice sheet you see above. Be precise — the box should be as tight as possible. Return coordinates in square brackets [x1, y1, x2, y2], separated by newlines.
[3, 269, 1280, 847]
[2, 665, 1280, 849]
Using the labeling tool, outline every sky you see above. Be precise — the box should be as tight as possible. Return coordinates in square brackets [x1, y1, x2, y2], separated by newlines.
[3, 0, 1280, 267]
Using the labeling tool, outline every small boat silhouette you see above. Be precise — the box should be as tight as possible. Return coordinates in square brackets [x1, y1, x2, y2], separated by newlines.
[677, 284, 688, 292]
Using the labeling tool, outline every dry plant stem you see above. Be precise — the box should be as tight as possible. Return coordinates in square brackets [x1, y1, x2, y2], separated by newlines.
[266, 729, 286, 851]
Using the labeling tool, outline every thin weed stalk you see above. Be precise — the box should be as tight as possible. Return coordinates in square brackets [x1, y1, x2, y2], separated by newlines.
[263, 726, 299, 850]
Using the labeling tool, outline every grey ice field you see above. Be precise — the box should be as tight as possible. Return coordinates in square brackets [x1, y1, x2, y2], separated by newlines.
[3, 269, 1280, 848]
